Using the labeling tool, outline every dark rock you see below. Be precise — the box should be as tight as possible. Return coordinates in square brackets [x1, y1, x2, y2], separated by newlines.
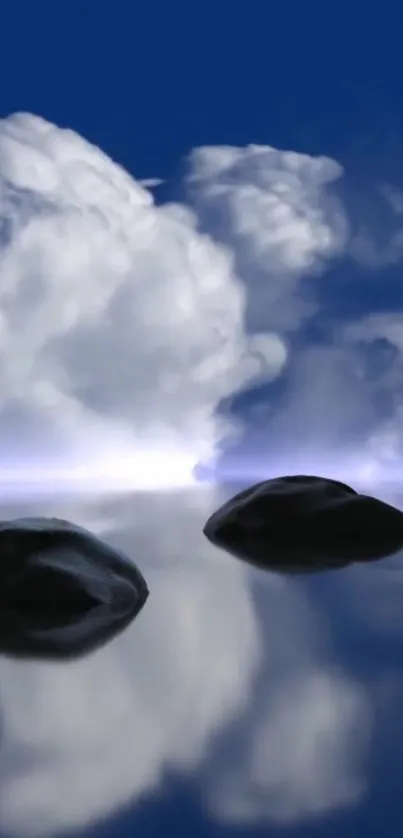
[203, 475, 403, 573]
[0, 517, 149, 659]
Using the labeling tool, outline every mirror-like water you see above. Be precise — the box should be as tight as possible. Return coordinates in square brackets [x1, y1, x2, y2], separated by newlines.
[0, 483, 398, 838]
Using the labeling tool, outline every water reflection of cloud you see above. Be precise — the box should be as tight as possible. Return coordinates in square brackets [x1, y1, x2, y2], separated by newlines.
[206, 667, 370, 825]
[330, 485, 403, 641]
[0, 487, 371, 836]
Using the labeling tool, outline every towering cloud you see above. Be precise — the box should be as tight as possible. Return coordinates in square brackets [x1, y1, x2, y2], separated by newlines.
[0, 114, 291, 489]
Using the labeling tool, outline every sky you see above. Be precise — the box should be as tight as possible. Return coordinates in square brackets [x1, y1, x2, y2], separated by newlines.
[0, 3, 403, 838]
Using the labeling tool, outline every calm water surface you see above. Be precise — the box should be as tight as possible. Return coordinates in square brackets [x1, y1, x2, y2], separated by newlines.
[0, 482, 400, 838]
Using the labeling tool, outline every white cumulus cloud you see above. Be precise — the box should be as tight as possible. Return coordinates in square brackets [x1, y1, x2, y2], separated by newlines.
[0, 113, 288, 488]
[187, 143, 348, 332]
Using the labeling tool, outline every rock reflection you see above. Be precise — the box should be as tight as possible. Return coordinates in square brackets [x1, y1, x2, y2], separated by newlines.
[203, 474, 403, 572]
[0, 516, 149, 660]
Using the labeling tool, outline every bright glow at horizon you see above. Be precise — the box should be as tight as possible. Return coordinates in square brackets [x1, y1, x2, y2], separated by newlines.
[204, 452, 403, 498]
[0, 447, 200, 496]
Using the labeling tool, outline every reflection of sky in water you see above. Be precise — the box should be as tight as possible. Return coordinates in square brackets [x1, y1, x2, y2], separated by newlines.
[0, 484, 401, 838]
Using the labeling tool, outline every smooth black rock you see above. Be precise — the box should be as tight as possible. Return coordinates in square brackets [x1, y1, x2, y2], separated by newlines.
[203, 475, 403, 573]
[0, 517, 149, 659]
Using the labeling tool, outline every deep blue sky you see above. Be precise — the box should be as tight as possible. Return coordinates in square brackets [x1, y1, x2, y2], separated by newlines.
[2, 3, 403, 183]
[1, 4, 403, 838]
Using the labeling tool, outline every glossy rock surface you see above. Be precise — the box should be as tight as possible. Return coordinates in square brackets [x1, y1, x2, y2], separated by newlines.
[0, 516, 149, 659]
[203, 475, 403, 572]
